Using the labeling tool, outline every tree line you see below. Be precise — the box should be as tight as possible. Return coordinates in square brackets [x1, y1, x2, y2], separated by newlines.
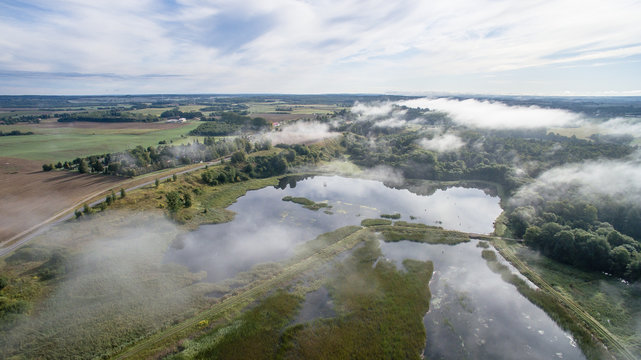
[46, 136, 271, 177]
[190, 112, 271, 136]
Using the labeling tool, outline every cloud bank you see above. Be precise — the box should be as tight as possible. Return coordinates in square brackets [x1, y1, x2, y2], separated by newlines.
[598, 117, 641, 137]
[512, 152, 641, 206]
[261, 121, 339, 145]
[400, 98, 582, 129]
[418, 133, 465, 152]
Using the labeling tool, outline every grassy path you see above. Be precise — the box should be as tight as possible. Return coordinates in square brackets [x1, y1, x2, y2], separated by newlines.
[492, 238, 636, 360]
[112, 228, 369, 359]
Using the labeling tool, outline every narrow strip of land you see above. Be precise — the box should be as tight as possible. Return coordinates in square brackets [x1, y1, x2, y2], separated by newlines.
[491, 238, 636, 360]
[112, 228, 369, 360]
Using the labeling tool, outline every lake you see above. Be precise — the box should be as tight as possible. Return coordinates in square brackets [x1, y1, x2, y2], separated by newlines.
[165, 174, 584, 359]
[165, 175, 502, 281]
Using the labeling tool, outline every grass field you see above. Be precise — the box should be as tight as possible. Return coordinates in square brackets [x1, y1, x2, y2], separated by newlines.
[163, 232, 433, 360]
[0, 120, 202, 162]
[506, 243, 641, 358]
[491, 239, 638, 360]
[246, 102, 345, 115]
[0, 211, 217, 360]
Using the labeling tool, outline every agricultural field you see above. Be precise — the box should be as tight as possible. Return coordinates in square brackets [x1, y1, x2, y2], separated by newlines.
[0, 119, 202, 162]
[246, 101, 346, 115]
[0, 157, 122, 242]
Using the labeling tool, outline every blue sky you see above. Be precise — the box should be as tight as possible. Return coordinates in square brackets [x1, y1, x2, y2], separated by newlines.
[1, 0, 640, 95]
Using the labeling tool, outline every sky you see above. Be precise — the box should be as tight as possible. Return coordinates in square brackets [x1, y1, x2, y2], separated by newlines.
[1, 0, 641, 95]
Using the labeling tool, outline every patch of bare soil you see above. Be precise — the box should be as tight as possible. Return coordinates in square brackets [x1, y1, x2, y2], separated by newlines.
[0, 157, 123, 242]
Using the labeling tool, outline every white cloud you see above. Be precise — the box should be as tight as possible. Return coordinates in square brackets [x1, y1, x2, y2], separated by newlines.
[598, 117, 641, 137]
[2, 0, 641, 94]
[260, 121, 339, 145]
[418, 133, 465, 152]
[512, 152, 641, 205]
[400, 98, 582, 129]
[351, 102, 395, 118]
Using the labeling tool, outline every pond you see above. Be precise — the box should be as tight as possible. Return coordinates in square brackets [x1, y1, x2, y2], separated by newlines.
[379, 240, 585, 360]
[165, 175, 502, 282]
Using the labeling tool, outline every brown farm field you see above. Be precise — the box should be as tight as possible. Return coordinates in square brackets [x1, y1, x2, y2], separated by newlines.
[0, 156, 211, 245]
[0, 157, 123, 243]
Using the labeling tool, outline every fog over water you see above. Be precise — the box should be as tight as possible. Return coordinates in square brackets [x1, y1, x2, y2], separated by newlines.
[165, 175, 502, 282]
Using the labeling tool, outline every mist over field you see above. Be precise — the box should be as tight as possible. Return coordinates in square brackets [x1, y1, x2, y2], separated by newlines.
[512, 150, 641, 206]
[1, 212, 211, 358]
[261, 121, 340, 144]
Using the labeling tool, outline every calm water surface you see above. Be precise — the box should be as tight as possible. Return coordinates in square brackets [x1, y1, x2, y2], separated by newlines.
[165, 175, 584, 359]
[379, 240, 585, 360]
[165, 175, 501, 281]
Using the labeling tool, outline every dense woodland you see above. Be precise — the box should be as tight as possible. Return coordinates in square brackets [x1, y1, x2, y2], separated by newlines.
[57, 110, 158, 123]
[335, 110, 640, 281]
[190, 112, 271, 136]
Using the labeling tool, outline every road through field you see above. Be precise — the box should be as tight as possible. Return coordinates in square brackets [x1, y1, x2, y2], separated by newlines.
[0, 157, 227, 258]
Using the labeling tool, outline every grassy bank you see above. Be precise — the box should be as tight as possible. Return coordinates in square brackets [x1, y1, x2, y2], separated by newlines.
[364, 220, 470, 245]
[114, 227, 374, 359]
[490, 239, 637, 360]
[167, 234, 434, 360]
[496, 240, 641, 359]
[0, 212, 216, 359]
[282, 196, 330, 211]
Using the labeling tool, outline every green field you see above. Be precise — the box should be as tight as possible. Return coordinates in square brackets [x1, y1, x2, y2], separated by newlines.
[246, 102, 345, 115]
[508, 243, 641, 357]
[0, 121, 203, 162]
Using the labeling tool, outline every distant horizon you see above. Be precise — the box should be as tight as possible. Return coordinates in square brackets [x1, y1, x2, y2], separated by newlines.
[1, 92, 641, 98]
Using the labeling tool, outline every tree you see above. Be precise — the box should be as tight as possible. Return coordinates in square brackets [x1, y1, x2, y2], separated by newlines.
[625, 257, 641, 281]
[172, 173, 177, 182]
[523, 225, 542, 247]
[553, 230, 576, 264]
[83, 203, 92, 215]
[42, 163, 53, 171]
[120, 188, 126, 198]
[183, 193, 192, 208]
[231, 151, 246, 164]
[155, 178, 160, 188]
[165, 191, 182, 212]
[78, 160, 89, 174]
[91, 160, 104, 173]
[609, 246, 632, 276]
